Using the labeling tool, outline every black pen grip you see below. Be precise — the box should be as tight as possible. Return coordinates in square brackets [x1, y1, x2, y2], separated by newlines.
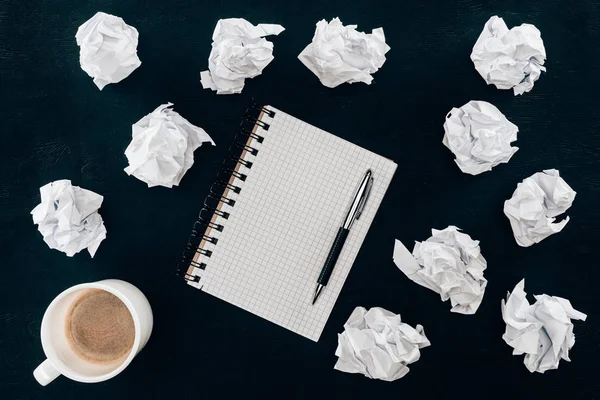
[317, 227, 350, 286]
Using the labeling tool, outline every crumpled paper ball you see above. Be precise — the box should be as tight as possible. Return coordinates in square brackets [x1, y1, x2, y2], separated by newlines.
[200, 18, 285, 94]
[298, 17, 390, 88]
[75, 12, 141, 90]
[31, 180, 107, 257]
[393, 226, 488, 314]
[471, 15, 546, 95]
[124, 103, 215, 188]
[501, 279, 587, 373]
[334, 307, 430, 382]
[443, 100, 519, 175]
[504, 169, 576, 247]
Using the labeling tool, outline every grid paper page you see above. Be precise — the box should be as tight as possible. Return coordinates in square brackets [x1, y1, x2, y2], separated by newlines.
[192, 106, 396, 341]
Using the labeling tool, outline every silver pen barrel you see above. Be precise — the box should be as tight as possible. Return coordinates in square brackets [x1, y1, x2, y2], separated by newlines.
[342, 170, 373, 230]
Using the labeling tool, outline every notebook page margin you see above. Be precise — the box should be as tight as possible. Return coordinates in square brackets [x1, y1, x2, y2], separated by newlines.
[185, 111, 269, 288]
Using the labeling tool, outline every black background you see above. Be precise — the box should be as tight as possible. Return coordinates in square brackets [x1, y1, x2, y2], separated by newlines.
[1, 0, 599, 399]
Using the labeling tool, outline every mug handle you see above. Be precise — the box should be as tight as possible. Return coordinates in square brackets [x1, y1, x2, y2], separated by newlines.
[34, 359, 60, 386]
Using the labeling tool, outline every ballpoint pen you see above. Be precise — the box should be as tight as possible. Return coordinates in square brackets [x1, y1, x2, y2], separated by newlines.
[312, 169, 374, 304]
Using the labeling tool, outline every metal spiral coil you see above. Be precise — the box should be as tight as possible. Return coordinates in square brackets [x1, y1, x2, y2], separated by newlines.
[176, 103, 275, 282]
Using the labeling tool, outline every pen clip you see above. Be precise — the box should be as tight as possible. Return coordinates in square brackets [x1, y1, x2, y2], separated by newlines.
[355, 175, 373, 221]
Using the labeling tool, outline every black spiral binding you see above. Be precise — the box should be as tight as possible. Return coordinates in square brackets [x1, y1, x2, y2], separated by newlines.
[177, 104, 275, 283]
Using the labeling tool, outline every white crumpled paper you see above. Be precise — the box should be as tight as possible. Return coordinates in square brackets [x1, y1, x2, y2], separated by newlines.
[124, 103, 215, 188]
[504, 169, 576, 247]
[443, 100, 519, 175]
[31, 180, 107, 257]
[200, 18, 285, 94]
[501, 279, 586, 373]
[75, 12, 141, 90]
[471, 15, 546, 95]
[334, 306, 430, 382]
[393, 226, 487, 315]
[298, 17, 390, 88]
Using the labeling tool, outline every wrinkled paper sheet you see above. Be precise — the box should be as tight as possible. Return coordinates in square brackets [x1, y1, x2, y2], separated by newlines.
[298, 17, 390, 88]
[471, 15, 546, 95]
[31, 180, 107, 257]
[504, 169, 576, 247]
[124, 103, 215, 188]
[501, 279, 586, 373]
[443, 100, 519, 175]
[75, 11, 141, 90]
[200, 18, 285, 94]
[393, 226, 487, 314]
[334, 306, 430, 381]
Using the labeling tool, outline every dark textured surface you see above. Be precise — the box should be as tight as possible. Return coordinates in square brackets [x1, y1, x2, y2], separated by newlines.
[1, 0, 600, 399]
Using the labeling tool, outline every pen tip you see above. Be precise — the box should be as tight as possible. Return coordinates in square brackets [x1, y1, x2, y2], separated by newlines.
[312, 284, 324, 305]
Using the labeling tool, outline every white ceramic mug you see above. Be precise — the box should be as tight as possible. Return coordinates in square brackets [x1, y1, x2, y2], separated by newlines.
[33, 279, 153, 386]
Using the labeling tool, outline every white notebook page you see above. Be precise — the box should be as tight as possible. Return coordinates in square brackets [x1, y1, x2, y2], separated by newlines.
[187, 106, 397, 341]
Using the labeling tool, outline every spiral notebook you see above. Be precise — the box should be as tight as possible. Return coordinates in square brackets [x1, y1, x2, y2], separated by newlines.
[178, 105, 397, 341]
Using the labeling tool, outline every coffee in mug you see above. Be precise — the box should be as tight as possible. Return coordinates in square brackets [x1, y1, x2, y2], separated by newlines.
[65, 289, 136, 365]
